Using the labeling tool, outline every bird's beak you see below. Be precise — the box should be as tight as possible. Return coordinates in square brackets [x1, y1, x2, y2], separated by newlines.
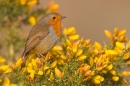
[61, 16, 66, 19]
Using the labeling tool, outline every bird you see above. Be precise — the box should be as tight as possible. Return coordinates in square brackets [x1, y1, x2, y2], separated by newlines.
[22, 12, 66, 63]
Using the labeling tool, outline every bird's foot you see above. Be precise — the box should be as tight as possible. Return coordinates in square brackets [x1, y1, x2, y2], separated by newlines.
[36, 53, 45, 58]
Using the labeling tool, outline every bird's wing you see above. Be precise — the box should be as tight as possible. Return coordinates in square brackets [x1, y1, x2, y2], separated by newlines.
[22, 21, 50, 59]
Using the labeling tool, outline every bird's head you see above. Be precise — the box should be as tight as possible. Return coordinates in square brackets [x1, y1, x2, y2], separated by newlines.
[43, 12, 66, 25]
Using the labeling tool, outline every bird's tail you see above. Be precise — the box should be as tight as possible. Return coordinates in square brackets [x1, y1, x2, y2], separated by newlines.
[20, 54, 28, 70]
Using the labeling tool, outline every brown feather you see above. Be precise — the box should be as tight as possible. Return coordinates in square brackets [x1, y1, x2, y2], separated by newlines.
[22, 17, 50, 60]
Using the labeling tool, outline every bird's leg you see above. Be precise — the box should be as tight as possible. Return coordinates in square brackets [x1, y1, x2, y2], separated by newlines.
[39, 53, 46, 58]
[35, 53, 45, 68]
[36, 53, 45, 58]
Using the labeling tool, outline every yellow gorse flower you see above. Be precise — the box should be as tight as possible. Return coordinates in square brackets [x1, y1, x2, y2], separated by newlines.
[76, 49, 83, 57]
[118, 35, 126, 42]
[60, 55, 66, 60]
[116, 41, 125, 49]
[48, 1, 59, 12]
[112, 76, 119, 81]
[3, 77, 17, 86]
[16, 58, 23, 68]
[3, 77, 10, 86]
[89, 57, 94, 66]
[84, 70, 92, 76]
[102, 70, 107, 74]
[118, 29, 126, 37]
[63, 27, 79, 41]
[52, 46, 62, 51]
[0, 56, 5, 63]
[27, 0, 37, 6]
[123, 53, 130, 60]
[69, 34, 79, 41]
[20, 0, 37, 6]
[46, 69, 51, 75]
[66, 39, 72, 46]
[50, 72, 54, 80]
[0, 65, 9, 72]
[51, 61, 57, 68]
[72, 43, 78, 53]
[20, 0, 26, 5]
[38, 70, 43, 75]
[94, 42, 102, 51]
[0, 79, 2, 83]
[55, 68, 64, 78]
[106, 64, 113, 71]
[122, 71, 130, 76]
[126, 60, 130, 65]
[49, 4, 59, 12]
[114, 28, 119, 36]
[63, 27, 76, 35]
[77, 55, 87, 61]
[28, 16, 37, 25]
[4, 67, 13, 73]
[126, 41, 130, 49]
[104, 30, 113, 39]
[105, 50, 118, 56]
[29, 72, 35, 80]
[110, 70, 116, 75]
[92, 75, 104, 84]
[43, 65, 49, 70]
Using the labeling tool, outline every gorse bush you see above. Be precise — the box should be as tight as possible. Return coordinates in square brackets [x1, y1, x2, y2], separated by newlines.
[0, 27, 130, 86]
[0, 0, 130, 86]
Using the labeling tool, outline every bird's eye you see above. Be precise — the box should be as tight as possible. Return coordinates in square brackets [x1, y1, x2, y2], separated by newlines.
[53, 16, 56, 19]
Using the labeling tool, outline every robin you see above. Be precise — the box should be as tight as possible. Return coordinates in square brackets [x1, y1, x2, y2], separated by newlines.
[22, 12, 66, 62]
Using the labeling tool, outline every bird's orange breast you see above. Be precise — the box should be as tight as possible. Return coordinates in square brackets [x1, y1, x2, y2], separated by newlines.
[48, 15, 62, 37]
[52, 20, 62, 37]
